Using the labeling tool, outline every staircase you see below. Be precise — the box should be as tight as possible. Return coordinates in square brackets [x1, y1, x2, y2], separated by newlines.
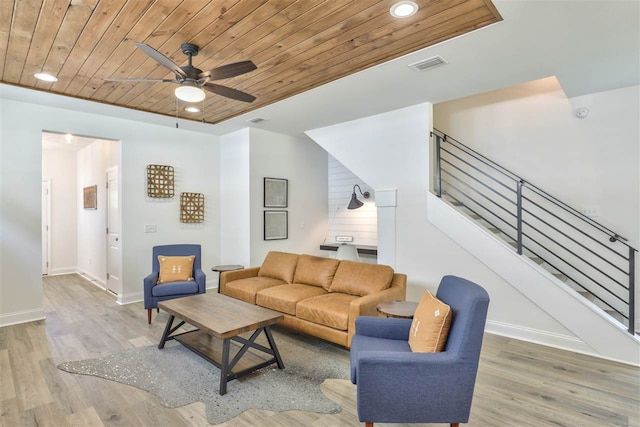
[428, 129, 639, 363]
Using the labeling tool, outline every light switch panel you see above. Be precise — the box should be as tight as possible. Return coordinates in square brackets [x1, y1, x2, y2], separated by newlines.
[144, 224, 157, 233]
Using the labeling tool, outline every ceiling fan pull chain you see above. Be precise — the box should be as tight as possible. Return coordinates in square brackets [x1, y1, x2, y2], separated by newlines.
[175, 97, 179, 128]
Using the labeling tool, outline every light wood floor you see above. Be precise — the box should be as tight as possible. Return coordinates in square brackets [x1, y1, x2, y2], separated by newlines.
[1, 274, 638, 427]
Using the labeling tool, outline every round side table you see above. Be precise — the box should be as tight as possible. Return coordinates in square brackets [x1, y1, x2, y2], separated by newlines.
[376, 300, 419, 319]
[211, 264, 244, 293]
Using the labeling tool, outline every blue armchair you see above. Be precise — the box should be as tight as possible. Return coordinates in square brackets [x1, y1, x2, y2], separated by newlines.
[143, 244, 206, 324]
[350, 275, 490, 427]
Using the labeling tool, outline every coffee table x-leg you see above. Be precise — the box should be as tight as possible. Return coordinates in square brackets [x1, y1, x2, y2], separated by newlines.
[158, 314, 285, 395]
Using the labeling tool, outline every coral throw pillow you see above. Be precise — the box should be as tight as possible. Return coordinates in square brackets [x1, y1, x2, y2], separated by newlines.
[157, 255, 195, 284]
[408, 292, 452, 352]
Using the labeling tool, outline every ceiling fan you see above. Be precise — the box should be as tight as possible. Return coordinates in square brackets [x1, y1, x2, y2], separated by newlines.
[105, 42, 257, 103]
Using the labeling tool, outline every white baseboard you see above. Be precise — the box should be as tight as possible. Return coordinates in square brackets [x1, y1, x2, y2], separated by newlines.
[0, 308, 46, 328]
[119, 291, 143, 305]
[486, 320, 593, 353]
[48, 267, 78, 276]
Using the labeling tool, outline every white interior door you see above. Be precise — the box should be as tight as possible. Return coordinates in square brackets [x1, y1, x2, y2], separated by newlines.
[106, 168, 122, 296]
[42, 180, 50, 275]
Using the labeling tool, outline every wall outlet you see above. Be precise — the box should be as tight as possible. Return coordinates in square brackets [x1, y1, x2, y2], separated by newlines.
[335, 235, 353, 242]
[144, 224, 157, 233]
[580, 206, 600, 217]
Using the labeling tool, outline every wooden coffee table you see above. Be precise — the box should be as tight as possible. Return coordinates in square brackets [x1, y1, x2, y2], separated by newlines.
[158, 293, 284, 395]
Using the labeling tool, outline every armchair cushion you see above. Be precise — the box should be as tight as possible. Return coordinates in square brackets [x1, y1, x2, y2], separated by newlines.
[409, 292, 452, 353]
[152, 280, 199, 297]
[157, 255, 195, 284]
[258, 251, 299, 283]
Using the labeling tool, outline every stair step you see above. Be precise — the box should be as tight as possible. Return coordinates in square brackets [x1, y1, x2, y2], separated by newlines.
[469, 213, 481, 220]
[449, 199, 463, 207]
[552, 272, 568, 282]
[605, 310, 626, 324]
[577, 290, 595, 301]
[487, 227, 500, 234]
[529, 257, 544, 265]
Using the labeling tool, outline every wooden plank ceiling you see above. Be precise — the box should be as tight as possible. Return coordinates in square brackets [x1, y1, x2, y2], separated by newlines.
[0, 0, 502, 124]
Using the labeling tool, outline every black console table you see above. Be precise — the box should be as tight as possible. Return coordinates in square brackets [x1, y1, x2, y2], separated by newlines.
[319, 244, 378, 256]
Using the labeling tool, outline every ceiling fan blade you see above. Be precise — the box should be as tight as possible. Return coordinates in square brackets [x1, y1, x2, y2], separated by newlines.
[199, 61, 257, 80]
[134, 42, 187, 78]
[104, 78, 175, 83]
[203, 83, 256, 103]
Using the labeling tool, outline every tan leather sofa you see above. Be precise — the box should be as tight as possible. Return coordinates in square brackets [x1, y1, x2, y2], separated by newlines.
[219, 251, 407, 348]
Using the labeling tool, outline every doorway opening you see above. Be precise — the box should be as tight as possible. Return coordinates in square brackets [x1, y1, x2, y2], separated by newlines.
[42, 131, 121, 299]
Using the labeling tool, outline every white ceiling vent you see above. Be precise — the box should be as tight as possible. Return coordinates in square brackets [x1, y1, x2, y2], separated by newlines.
[408, 55, 447, 71]
[246, 117, 266, 124]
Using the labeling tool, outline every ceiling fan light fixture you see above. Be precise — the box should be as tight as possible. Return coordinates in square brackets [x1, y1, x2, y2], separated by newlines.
[175, 85, 205, 102]
[34, 72, 58, 82]
[390, 1, 418, 18]
[184, 106, 201, 113]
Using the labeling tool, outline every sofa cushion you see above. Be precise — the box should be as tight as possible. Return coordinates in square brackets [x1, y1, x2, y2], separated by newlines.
[152, 280, 198, 297]
[329, 261, 394, 296]
[157, 255, 195, 284]
[296, 293, 359, 331]
[408, 292, 452, 353]
[258, 251, 299, 283]
[256, 284, 327, 315]
[293, 255, 340, 290]
[224, 276, 286, 304]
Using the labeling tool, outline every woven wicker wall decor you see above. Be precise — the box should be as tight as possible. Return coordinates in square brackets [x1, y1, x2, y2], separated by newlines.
[146, 164, 174, 198]
[180, 192, 204, 223]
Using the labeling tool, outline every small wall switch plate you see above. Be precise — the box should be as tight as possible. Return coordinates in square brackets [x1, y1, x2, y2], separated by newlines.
[335, 235, 353, 242]
[144, 224, 157, 233]
[580, 207, 600, 217]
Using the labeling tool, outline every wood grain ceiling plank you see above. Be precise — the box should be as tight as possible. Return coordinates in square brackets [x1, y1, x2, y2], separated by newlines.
[19, 0, 71, 86]
[147, 0, 381, 120]
[85, 0, 208, 101]
[257, 7, 497, 108]
[107, 0, 247, 106]
[46, 0, 129, 92]
[206, 1, 498, 123]
[0, 0, 16, 80]
[2, 0, 44, 83]
[74, 0, 183, 99]
[63, 0, 156, 96]
[33, 0, 99, 90]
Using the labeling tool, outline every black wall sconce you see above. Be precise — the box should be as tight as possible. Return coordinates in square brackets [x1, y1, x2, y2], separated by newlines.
[347, 184, 370, 210]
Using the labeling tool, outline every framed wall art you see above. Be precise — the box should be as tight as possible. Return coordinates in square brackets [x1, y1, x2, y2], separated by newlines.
[264, 177, 288, 208]
[83, 185, 97, 209]
[264, 210, 288, 240]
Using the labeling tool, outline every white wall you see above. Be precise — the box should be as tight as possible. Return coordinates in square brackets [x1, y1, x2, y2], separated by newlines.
[0, 96, 220, 325]
[248, 129, 328, 266]
[307, 103, 580, 343]
[42, 146, 78, 275]
[220, 129, 251, 267]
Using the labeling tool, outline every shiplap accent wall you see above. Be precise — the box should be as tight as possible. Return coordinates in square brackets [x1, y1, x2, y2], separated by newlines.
[325, 155, 377, 247]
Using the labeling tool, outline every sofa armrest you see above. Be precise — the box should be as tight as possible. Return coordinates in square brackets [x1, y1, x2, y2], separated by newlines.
[355, 316, 412, 340]
[219, 267, 260, 293]
[347, 283, 406, 347]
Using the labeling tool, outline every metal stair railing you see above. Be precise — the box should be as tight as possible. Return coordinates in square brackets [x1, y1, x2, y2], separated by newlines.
[432, 128, 636, 334]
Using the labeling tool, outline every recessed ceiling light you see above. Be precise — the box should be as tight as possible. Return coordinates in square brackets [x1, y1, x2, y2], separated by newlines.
[34, 72, 58, 82]
[390, 1, 419, 18]
[184, 106, 200, 113]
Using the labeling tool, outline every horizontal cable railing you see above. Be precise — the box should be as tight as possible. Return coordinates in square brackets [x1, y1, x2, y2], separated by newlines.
[432, 129, 636, 334]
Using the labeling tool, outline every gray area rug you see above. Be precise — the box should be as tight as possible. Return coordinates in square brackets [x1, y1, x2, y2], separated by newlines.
[58, 329, 349, 425]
